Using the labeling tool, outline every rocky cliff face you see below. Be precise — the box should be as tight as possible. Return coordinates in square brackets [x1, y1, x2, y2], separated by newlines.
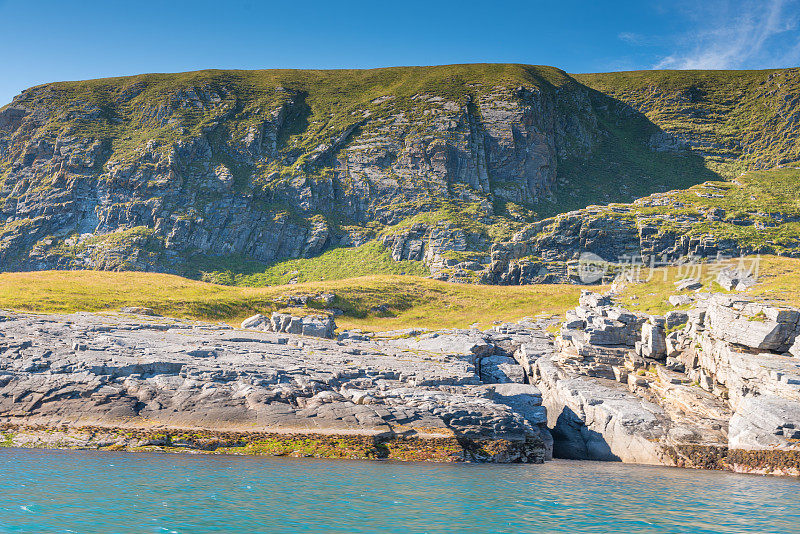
[0, 65, 603, 274]
[4, 65, 796, 280]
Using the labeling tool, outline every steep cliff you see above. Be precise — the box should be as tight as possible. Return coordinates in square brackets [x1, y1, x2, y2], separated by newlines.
[1, 65, 798, 280]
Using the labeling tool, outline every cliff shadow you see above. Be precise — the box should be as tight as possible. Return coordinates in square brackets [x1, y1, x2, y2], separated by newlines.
[550, 405, 621, 462]
[275, 91, 312, 160]
[530, 83, 725, 220]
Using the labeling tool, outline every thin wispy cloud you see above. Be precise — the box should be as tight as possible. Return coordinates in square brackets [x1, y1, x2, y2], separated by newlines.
[618, 32, 644, 44]
[654, 0, 800, 69]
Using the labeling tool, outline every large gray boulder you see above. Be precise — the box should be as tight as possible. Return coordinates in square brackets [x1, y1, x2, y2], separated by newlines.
[266, 312, 336, 339]
[561, 292, 645, 350]
[300, 315, 335, 338]
[729, 395, 800, 450]
[640, 317, 667, 359]
[675, 278, 703, 291]
[241, 313, 268, 329]
[716, 267, 757, 291]
[705, 295, 800, 352]
[664, 310, 689, 329]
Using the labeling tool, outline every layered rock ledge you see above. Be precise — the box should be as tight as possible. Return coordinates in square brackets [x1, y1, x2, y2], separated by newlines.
[0, 310, 553, 463]
[536, 290, 800, 476]
[2, 291, 798, 475]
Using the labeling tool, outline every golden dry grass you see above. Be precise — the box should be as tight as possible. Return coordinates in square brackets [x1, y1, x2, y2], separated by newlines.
[0, 271, 595, 331]
[4, 256, 797, 332]
[615, 255, 800, 314]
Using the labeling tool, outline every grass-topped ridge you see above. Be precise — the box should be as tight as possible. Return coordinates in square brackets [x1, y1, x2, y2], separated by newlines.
[2, 64, 577, 163]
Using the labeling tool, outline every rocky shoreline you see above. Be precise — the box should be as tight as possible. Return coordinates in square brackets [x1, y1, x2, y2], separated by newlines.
[535, 288, 800, 476]
[1, 286, 799, 475]
[0, 310, 554, 463]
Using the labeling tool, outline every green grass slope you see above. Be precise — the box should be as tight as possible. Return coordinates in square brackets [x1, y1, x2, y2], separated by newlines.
[191, 241, 430, 286]
[575, 68, 800, 176]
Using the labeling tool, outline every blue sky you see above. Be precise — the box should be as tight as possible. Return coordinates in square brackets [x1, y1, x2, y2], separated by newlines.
[1, 0, 799, 105]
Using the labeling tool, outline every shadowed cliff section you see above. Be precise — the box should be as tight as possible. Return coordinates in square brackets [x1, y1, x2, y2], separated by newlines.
[575, 68, 800, 176]
[0, 64, 796, 281]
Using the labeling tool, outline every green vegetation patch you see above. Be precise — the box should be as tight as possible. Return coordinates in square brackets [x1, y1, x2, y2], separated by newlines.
[195, 241, 429, 286]
[575, 69, 800, 175]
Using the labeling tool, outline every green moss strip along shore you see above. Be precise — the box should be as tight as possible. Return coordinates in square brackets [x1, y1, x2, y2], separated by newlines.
[0, 425, 542, 463]
[3, 425, 797, 474]
[662, 444, 800, 477]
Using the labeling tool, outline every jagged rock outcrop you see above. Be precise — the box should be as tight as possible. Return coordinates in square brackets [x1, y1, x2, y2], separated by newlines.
[241, 312, 336, 338]
[484, 204, 759, 285]
[534, 290, 800, 475]
[534, 356, 680, 464]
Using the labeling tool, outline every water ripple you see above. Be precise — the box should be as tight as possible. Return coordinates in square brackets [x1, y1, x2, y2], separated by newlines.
[0, 449, 798, 533]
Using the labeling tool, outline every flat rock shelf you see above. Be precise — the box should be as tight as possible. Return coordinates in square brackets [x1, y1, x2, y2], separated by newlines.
[0, 310, 554, 463]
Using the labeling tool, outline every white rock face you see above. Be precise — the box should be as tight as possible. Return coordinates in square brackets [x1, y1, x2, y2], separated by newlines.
[705, 294, 800, 352]
[534, 357, 669, 464]
[790, 337, 800, 358]
[729, 396, 800, 450]
[539, 291, 800, 475]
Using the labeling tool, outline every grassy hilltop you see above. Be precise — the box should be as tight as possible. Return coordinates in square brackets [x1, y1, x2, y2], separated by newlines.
[2, 64, 574, 166]
[575, 68, 800, 176]
[2, 64, 800, 285]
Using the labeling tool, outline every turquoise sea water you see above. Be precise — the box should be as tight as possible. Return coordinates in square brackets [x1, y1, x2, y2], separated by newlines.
[1, 448, 798, 534]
